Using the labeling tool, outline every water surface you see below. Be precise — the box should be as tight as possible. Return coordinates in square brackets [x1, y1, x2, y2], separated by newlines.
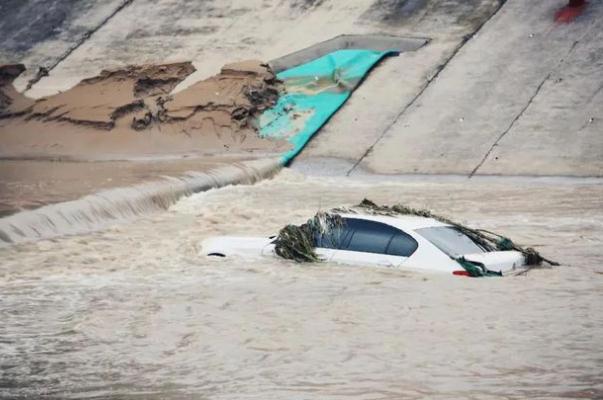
[1, 170, 602, 399]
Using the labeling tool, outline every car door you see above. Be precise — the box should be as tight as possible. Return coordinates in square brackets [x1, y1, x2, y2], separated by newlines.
[328, 218, 417, 268]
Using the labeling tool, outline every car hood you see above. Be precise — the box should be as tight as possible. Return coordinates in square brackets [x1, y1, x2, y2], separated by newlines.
[201, 236, 274, 258]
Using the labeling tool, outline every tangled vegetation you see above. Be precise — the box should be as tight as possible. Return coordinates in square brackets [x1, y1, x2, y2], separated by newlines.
[273, 212, 343, 262]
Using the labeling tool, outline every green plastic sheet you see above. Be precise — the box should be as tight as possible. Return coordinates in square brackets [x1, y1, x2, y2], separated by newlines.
[259, 49, 397, 164]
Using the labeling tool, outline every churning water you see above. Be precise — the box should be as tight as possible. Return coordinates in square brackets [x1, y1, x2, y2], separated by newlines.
[0, 159, 280, 246]
[1, 169, 602, 399]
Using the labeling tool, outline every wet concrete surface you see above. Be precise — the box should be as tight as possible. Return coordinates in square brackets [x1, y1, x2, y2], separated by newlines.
[0, 0, 100, 55]
[358, 0, 603, 177]
[0, 0, 129, 84]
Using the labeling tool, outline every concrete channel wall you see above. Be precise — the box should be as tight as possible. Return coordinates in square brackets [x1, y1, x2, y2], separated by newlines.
[1, 0, 601, 178]
[355, 0, 603, 177]
[0, 0, 132, 90]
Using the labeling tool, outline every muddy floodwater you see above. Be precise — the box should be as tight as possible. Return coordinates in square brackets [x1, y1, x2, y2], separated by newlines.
[1, 170, 602, 399]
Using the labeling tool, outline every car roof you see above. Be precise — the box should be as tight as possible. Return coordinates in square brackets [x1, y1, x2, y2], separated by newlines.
[337, 212, 450, 231]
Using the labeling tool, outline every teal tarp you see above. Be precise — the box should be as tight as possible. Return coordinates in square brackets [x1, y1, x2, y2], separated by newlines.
[259, 49, 397, 164]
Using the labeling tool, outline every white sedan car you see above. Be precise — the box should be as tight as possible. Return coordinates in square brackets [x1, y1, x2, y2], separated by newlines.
[201, 213, 527, 276]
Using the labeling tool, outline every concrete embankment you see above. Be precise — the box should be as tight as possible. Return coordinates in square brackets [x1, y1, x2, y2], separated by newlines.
[3, 0, 600, 179]
[297, 0, 603, 177]
[4, 0, 502, 99]
[0, 0, 501, 226]
[0, 0, 134, 90]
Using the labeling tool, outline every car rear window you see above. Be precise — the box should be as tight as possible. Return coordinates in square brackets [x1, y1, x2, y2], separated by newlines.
[416, 226, 484, 257]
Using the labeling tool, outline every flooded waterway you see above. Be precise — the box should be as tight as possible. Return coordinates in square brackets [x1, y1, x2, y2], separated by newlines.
[1, 169, 602, 399]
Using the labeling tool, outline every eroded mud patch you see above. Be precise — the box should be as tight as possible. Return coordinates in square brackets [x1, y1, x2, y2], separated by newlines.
[0, 60, 287, 160]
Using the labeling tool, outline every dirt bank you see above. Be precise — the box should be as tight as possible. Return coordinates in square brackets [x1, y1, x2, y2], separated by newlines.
[0, 60, 287, 160]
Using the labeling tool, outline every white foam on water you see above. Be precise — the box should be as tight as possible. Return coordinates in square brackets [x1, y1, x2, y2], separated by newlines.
[0, 158, 281, 246]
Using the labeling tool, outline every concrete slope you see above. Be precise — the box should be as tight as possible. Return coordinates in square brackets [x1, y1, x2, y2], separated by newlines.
[0, 0, 131, 88]
[13, 0, 501, 101]
[7, 0, 504, 174]
[291, 0, 504, 172]
[15, 0, 392, 96]
[480, 13, 603, 176]
[357, 0, 603, 177]
[3, 0, 600, 178]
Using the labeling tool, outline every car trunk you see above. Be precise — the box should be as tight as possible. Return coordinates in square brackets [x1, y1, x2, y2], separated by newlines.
[463, 251, 526, 274]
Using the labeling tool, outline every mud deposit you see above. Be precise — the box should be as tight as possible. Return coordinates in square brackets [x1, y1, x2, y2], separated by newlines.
[0, 61, 286, 160]
[1, 171, 601, 399]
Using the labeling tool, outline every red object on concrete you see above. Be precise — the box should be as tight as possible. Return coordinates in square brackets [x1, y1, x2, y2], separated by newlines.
[555, 0, 587, 23]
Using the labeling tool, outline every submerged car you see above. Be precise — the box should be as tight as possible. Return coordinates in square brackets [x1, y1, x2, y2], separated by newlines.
[202, 213, 529, 276]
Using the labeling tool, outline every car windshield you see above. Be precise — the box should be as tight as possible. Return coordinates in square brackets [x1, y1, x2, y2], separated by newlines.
[416, 226, 485, 257]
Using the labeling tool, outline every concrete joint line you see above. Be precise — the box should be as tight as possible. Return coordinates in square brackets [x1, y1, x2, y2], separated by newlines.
[345, 1, 508, 177]
[469, 39, 583, 178]
[468, 73, 551, 178]
[344, 45, 459, 177]
[25, 0, 136, 92]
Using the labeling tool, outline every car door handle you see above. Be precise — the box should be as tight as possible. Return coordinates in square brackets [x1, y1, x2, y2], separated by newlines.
[376, 258, 397, 267]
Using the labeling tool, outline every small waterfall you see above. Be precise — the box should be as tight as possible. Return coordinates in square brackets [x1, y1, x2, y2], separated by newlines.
[0, 158, 282, 246]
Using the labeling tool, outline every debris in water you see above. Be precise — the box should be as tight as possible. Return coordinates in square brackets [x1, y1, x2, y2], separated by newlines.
[274, 212, 344, 262]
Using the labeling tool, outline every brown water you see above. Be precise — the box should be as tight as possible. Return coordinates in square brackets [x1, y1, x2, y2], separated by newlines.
[0, 157, 277, 217]
[1, 170, 602, 399]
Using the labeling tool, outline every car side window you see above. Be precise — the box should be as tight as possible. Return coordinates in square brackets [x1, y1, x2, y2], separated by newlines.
[342, 218, 399, 255]
[386, 233, 418, 257]
[316, 217, 418, 257]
